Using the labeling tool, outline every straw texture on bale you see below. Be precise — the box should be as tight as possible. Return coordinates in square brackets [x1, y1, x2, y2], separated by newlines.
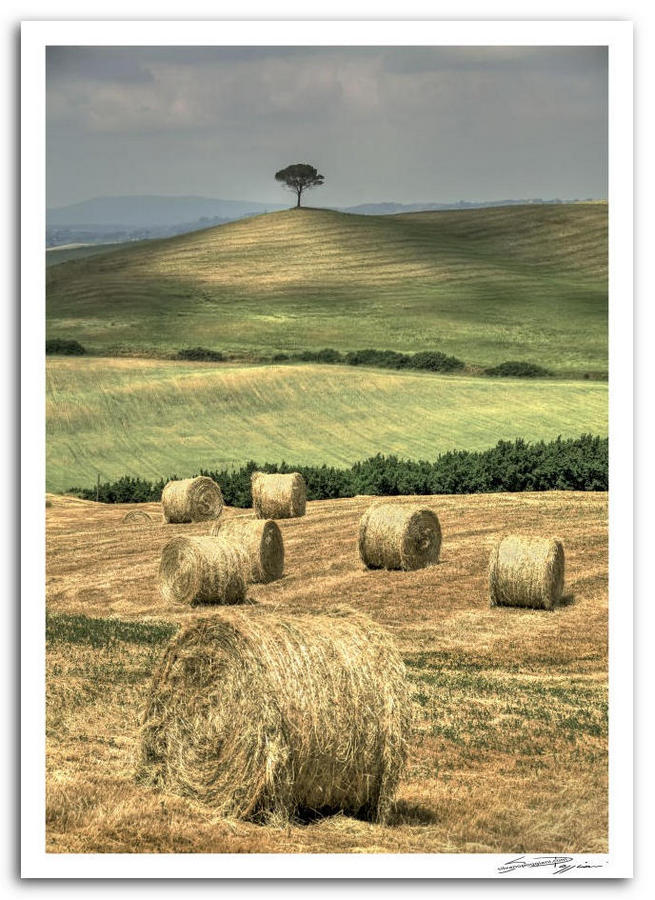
[161, 476, 223, 524]
[359, 502, 442, 571]
[122, 509, 153, 526]
[210, 516, 284, 584]
[137, 606, 411, 824]
[158, 536, 246, 606]
[489, 534, 565, 610]
[251, 471, 306, 519]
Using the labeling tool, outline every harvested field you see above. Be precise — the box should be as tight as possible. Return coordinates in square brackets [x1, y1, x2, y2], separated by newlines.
[45, 490, 608, 854]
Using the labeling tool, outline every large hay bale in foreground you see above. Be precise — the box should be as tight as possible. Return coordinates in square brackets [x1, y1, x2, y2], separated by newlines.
[359, 502, 442, 571]
[122, 509, 153, 526]
[251, 471, 306, 519]
[210, 516, 284, 583]
[489, 534, 565, 610]
[138, 606, 411, 823]
[158, 536, 246, 605]
[161, 476, 223, 524]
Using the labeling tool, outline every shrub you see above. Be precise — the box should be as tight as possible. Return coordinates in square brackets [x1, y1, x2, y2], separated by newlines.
[345, 348, 464, 372]
[275, 347, 465, 372]
[484, 361, 552, 378]
[68, 435, 608, 505]
[45, 338, 86, 355]
[177, 347, 224, 362]
[314, 348, 343, 364]
[294, 348, 343, 363]
[408, 351, 465, 373]
[345, 349, 410, 369]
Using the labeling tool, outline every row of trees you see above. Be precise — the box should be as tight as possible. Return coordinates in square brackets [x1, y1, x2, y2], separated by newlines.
[68, 435, 608, 506]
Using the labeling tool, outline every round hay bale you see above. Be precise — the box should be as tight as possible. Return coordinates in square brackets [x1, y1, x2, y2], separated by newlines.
[158, 536, 246, 606]
[210, 516, 284, 584]
[161, 477, 223, 524]
[137, 606, 410, 823]
[251, 471, 306, 519]
[122, 509, 153, 526]
[358, 502, 441, 571]
[489, 534, 565, 610]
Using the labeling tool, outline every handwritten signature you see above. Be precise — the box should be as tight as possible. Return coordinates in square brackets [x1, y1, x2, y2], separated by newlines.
[498, 855, 606, 876]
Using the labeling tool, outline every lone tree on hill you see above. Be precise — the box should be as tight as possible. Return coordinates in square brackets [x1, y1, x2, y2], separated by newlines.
[275, 163, 325, 208]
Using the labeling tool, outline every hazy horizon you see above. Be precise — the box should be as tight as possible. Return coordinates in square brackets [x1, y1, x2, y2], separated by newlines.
[47, 45, 608, 209]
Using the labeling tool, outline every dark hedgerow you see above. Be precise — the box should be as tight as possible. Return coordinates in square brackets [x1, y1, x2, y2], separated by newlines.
[177, 347, 224, 362]
[274, 348, 466, 372]
[407, 351, 465, 373]
[67, 435, 607, 506]
[483, 361, 552, 378]
[46, 338, 86, 355]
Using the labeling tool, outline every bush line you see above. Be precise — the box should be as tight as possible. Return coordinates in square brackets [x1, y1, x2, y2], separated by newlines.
[67, 435, 608, 506]
[46, 340, 564, 378]
[274, 347, 466, 373]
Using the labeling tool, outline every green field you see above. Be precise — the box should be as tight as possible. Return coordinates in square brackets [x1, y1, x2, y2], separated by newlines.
[46, 357, 608, 492]
[46, 203, 607, 376]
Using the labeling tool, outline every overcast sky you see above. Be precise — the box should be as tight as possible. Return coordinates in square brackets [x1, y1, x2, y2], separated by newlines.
[46, 45, 608, 208]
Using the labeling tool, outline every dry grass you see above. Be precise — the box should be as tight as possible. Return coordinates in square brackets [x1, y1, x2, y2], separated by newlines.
[46, 490, 608, 853]
[251, 471, 306, 519]
[490, 535, 565, 610]
[138, 607, 410, 823]
[359, 502, 441, 571]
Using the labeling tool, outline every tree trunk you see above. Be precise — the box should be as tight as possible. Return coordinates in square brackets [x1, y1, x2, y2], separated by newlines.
[296, 189, 301, 208]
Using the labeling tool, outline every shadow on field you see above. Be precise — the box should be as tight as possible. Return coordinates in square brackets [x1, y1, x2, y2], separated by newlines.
[386, 800, 439, 826]
[558, 593, 577, 608]
[291, 801, 438, 828]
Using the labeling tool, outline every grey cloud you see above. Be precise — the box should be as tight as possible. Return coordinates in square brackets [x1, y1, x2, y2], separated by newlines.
[46, 45, 607, 208]
[47, 46, 155, 83]
[381, 45, 607, 74]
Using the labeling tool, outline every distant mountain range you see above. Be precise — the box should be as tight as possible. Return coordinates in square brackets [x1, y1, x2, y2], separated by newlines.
[46, 194, 596, 247]
[341, 198, 578, 215]
[46, 195, 288, 227]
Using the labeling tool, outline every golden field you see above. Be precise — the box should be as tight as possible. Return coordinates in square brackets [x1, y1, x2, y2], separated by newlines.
[46, 490, 607, 854]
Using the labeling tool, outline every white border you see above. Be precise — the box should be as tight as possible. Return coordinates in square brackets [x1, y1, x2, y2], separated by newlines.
[21, 19, 633, 879]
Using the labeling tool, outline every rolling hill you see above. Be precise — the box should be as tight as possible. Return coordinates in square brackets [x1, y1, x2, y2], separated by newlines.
[46, 357, 608, 492]
[46, 242, 129, 268]
[46, 203, 608, 376]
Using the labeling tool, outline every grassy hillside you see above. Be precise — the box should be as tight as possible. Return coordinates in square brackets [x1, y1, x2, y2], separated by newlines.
[46, 242, 130, 268]
[46, 203, 607, 375]
[46, 357, 608, 492]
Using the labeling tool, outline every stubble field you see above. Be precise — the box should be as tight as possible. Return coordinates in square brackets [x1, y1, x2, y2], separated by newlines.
[46, 489, 607, 854]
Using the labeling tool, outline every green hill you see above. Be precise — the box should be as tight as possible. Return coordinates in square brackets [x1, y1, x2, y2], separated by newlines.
[46, 203, 607, 375]
[46, 357, 607, 492]
[46, 242, 129, 268]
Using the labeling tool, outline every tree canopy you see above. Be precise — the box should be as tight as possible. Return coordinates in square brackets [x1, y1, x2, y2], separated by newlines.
[274, 163, 325, 207]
